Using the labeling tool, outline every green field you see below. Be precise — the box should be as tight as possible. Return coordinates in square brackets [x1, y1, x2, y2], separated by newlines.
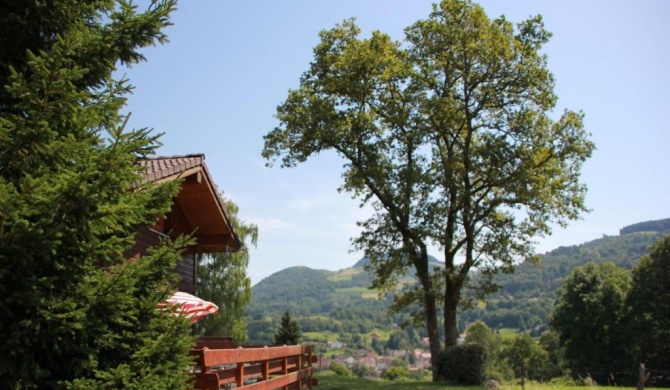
[328, 267, 365, 282]
[314, 372, 642, 390]
[334, 286, 379, 299]
[315, 371, 463, 389]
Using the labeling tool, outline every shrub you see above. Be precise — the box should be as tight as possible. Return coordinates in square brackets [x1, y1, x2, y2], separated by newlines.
[382, 366, 411, 381]
[328, 362, 352, 376]
[437, 343, 488, 384]
[351, 364, 377, 378]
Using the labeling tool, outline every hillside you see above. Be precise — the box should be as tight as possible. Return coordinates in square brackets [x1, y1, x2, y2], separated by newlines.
[461, 226, 667, 330]
[248, 255, 442, 318]
[246, 218, 670, 342]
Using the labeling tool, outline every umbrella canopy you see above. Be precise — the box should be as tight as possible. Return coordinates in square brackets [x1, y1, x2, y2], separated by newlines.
[162, 291, 218, 323]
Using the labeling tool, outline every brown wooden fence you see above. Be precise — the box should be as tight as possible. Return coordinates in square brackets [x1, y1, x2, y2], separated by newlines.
[191, 337, 318, 390]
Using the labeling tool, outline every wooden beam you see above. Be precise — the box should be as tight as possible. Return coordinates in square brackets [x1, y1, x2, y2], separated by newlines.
[183, 171, 203, 184]
[193, 372, 220, 390]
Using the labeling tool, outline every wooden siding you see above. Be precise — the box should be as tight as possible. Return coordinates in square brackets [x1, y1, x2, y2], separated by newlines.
[124, 226, 162, 262]
[177, 250, 196, 294]
[124, 226, 198, 294]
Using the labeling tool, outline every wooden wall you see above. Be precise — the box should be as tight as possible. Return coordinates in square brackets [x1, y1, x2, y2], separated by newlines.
[124, 225, 197, 294]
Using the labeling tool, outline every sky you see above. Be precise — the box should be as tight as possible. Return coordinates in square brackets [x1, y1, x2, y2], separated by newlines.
[123, 1, 670, 286]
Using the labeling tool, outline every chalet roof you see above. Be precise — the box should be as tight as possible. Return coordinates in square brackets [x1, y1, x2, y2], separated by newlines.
[139, 154, 241, 253]
[139, 154, 206, 184]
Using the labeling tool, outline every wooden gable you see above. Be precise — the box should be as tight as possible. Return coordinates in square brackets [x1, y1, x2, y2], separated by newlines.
[138, 154, 241, 253]
[126, 154, 240, 293]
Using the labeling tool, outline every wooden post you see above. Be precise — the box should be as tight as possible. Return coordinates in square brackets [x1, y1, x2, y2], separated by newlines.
[236, 362, 244, 387]
[262, 359, 269, 382]
[297, 352, 303, 390]
[281, 356, 288, 390]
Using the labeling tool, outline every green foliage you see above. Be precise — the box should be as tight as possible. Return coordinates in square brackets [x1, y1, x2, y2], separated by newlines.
[351, 364, 377, 378]
[437, 344, 487, 385]
[465, 321, 501, 356]
[195, 196, 256, 341]
[262, 1, 594, 377]
[328, 362, 353, 377]
[386, 330, 412, 351]
[462, 227, 666, 330]
[63, 238, 196, 390]
[0, 1, 196, 388]
[382, 366, 411, 381]
[371, 337, 386, 355]
[625, 236, 670, 383]
[550, 262, 631, 382]
[537, 330, 565, 380]
[619, 219, 670, 235]
[274, 310, 301, 345]
[248, 266, 338, 316]
[501, 333, 550, 384]
[246, 262, 399, 344]
[464, 321, 507, 379]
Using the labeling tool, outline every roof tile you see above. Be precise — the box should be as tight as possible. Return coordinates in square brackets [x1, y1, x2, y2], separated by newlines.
[138, 154, 205, 183]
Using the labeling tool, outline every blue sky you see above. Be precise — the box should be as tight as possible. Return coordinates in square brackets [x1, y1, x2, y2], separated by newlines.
[123, 1, 670, 285]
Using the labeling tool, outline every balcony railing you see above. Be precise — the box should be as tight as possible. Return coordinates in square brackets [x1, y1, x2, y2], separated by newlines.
[191, 337, 318, 390]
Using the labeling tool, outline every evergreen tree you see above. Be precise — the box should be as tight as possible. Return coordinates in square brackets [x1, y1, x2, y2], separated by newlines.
[274, 310, 301, 345]
[195, 196, 257, 341]
[0, 1, 195, 388]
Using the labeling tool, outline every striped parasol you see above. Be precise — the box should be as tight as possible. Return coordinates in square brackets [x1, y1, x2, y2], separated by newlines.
[162, 291, 219, 323]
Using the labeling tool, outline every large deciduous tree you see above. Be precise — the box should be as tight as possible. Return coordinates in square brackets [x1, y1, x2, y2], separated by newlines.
[262, 0, 593, 380]
[196, 197, 257, 341]
[0, 1, 195, 388]
[625, 236, 670, 376]
[550, 262, 631, 383]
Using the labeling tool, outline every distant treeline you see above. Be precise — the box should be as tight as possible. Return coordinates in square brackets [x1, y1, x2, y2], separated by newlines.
[619, 217, 670, 235]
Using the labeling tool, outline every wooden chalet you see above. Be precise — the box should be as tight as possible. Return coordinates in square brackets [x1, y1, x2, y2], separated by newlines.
[126, 154, 317, 389]
[125, 154, 241, 294]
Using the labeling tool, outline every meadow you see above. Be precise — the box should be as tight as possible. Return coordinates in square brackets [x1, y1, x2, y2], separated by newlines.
[314, 371, 643, 390]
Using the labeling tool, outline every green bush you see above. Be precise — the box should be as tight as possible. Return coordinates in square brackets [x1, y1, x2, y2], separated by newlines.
[351, 364, 377, 378]
[329, 362, 353, 377]
[382, 366, 411, 381]
[437, 343, 488, 384]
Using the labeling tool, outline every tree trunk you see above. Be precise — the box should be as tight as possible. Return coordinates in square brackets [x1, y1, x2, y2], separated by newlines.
[423, 289, 441, 382]
[637, 363, 650, 390]
[411, 245, 442, 382]
[443, 280, 460, 348]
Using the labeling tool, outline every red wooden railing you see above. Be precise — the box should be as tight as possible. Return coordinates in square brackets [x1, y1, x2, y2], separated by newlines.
[190, 337, 318, 390]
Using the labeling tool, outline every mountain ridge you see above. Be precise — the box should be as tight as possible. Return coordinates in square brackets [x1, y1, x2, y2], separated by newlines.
[246, 217, 670, 340]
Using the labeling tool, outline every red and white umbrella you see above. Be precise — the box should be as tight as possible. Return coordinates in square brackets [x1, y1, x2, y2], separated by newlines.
[161, 291, 219, 323]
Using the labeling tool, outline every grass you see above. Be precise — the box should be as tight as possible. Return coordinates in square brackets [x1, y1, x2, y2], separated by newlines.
[314, 372, 644, 390]
[303, 331, 340, 342]
[329, 267, 365, 282]
[333, 285, 379, 299]
[315, 371, 460, 389]
[335, 286, 368, 294]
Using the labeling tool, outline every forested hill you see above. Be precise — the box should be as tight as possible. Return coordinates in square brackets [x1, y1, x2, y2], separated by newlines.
[619, 218, 670, 235]
[461, 218, 670, 330]
[247, 218, 670, 336]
